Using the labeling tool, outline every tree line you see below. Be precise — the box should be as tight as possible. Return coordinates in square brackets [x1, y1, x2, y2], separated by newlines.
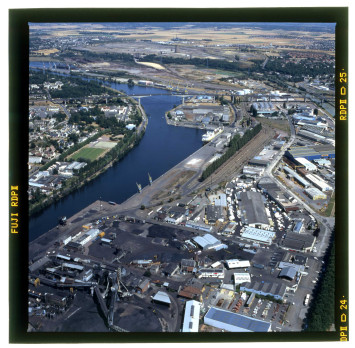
[304, 232, 335, 332]
[200, 123, 262, 182]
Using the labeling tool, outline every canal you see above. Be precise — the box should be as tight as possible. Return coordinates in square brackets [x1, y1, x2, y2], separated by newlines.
[29, 63, 204, 241]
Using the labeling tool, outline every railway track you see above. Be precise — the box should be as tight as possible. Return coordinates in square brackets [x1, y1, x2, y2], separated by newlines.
[195, 125, 275, 190]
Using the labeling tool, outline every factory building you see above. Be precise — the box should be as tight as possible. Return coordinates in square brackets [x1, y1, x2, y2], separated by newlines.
[240, 227, 276, 246]
[280, 232, 315, 252]
[205, 205, 224, 224]
[192, 234, 227, 251]
[185, 221, 212, 232]
[214, 194, 227, 207]
[305, 187, 327, 200]
[239, 191, 269, 228]
[234, 272, 251, 285]
[285, 144, 335, 161]
[182, 300, 201, 332]
[204, 307, 271, 332]
[278, 261, 306, 275]
[197, 268, 224, 279]
[295, 157, 317, 171]
[292, 114, 316, 122]
[242, 166, 265, 177]
[225, 259, 251, 269]
[283, 166, 310, 188]
[292, 219, 305, 234]
[313, 158, 331, 167]
[252, 102, 275, 115]
[305, 173, 332, 192]
[248, 158, 269, 167]
[257, 177, 299, 212]
[278, 267, 297, 281]
[77, 229, 100, 246]
[240, 281, 286, 301]
[152, 291, 171, 306]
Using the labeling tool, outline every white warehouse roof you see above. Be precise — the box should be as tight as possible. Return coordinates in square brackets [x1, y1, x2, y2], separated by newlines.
[295, 157, 317, 171]
[234, 273, 251, 285]
[182, 300, 201, 332]
[152, 291, 171, 305]
[241, 227, 276, 245]
[226, 259, 251, 269]
[193, 234, 222, 250]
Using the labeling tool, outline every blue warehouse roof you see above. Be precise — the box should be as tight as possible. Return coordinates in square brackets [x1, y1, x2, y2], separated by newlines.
[204, 307, 271, 332]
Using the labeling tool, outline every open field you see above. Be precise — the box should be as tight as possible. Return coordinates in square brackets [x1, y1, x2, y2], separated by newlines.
[257, 117, 290, 135]
[136, 61, 165, 70]
[33, 48, 59, 56]
[69, 147, 105, 161]
[34, 23, 334, 50]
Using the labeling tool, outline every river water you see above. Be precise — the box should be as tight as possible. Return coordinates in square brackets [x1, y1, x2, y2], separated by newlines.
[29, 63, 204, 241]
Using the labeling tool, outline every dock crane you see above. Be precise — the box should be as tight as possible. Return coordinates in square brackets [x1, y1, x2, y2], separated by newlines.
[148, 173, 152, 186]
[136, 182, 142, 193]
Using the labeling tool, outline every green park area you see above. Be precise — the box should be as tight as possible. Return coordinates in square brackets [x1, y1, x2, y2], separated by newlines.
[69, 147, 106, 162]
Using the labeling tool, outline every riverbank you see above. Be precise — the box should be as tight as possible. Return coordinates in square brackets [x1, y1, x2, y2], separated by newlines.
[29, 92, 148, 217]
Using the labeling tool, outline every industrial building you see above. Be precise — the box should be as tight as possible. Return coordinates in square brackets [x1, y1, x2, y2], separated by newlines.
[234, 272, 251, 285]
[225, 259, 251, 269]
[292, 219, 305, 234]
[182, 300, 201, 332]
[252, 102, 275, 115]
[285, 144, 335, 161]
[305, 173, 332, 192]
[76, 229, 100, 246]
[280, 232, 315, 252]
[292, 113, 316, 122]
[305, 187, 327, 200]
[257, 177, 299, 212]
[248, 158, 269, 167]
[204, 307, 271, 332]
[239, 191, 269, 228]
[278, 267, 297, 281]
[242, 166, 265, 177]
[240, 281, 286, 301]
[152, 291, 171, 306]
[295, 157, 317, 171]
[214, 194, 227, 207]
[283, 166, 310, 188]
[205, 205, 224, 224]
[240, 227, 276, 246]
[278, 261, 306, 275]
[313, 158, 331, 167]
[197, 268, 224, 279]
[185, 221, 212, 232]
[192, 234, 227, 251]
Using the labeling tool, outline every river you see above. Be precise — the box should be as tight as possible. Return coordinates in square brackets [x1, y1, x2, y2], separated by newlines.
[29, 63, 204, 241]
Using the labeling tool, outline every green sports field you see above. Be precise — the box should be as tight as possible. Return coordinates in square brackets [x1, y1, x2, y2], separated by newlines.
[69, 147, 106, 161]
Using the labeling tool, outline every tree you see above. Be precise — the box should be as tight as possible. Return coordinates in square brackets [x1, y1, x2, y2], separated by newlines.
[127, 79, 135, 87]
